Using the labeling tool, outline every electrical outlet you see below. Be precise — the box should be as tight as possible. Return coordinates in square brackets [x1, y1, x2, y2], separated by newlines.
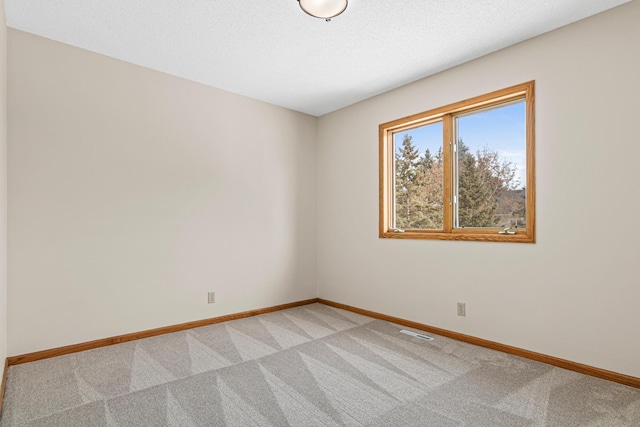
[208, 292, 216, 304]
[457, 302, 466, 316]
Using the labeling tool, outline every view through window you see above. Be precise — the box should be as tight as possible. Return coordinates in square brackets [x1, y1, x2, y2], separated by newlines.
[380, 82, 535, 242]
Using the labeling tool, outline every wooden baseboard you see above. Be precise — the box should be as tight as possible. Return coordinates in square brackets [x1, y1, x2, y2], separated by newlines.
[318, 299, 640, 389]
[7, 298, 320, 366]
[0, 358, 8, 415]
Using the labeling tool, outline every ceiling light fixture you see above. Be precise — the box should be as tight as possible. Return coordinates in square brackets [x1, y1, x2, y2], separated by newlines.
[297, 0, 348, 22]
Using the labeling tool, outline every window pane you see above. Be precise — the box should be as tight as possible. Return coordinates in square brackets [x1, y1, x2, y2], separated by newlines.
[393, 121, 443, 230]
[454, 100, 526, 229]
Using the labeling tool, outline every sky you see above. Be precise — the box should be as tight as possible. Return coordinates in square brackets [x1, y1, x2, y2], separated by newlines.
[394, 100, 526, 188]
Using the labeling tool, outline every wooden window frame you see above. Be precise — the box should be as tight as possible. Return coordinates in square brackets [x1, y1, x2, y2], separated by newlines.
[379, 81, 535, 243]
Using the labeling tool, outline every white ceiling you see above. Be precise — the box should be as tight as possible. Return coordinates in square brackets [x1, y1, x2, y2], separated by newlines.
[4, 0, 630, 116]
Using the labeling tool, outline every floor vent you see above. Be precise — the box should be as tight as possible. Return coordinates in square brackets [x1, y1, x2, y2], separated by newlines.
[399, 329, 434, 341]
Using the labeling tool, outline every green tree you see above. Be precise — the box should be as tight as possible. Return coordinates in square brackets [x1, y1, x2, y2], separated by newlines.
[395, 134, 420, 185]
[457, 140, 520, 227]
[414, 154, 443, 229]
[395, 135, 443, 229]
[419, 148, 434, 171]
[458, 141, 494, 227]
[394, 134, 420, 229]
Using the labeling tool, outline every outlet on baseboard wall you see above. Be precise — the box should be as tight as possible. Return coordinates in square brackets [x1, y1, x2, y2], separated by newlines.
[208, 292, 216, 304]
[457, 302, 466, 316]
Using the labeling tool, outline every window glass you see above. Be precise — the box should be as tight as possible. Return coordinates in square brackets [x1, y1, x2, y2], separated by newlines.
[393, 121, 443, 230]
[454, 101, 527, 229]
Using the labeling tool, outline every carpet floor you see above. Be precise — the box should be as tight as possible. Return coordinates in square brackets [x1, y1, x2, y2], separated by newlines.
[0, 303, 638, 426]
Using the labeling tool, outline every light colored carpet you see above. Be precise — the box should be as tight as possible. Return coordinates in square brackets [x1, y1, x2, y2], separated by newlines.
[1, 303, 639, 426]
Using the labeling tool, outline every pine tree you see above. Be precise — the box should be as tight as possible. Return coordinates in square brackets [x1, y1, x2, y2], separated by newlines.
[457, 140, 519, 228]
[414, 154, 443, 229]
[435, 146, 443, 166]
[395, 134, 420, 185]
[394, 134, 448, 229]
[394, 134, 420, 229]
[419, 148, 434, 171]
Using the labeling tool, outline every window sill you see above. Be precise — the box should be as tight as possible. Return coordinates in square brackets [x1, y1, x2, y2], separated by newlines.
[379, 230, 535, 243]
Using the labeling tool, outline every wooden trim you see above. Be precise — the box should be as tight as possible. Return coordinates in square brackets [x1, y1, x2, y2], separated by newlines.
[0, 359, 8, 415]
[318, 299, 640, 389]
[7, 298, 319, 366]
[525, 81, 536, 243]
[380, 82, 532, 132]
[378, 231, 534, 243]
[442, 114, 453, 232]
[378, 123, 388, 236]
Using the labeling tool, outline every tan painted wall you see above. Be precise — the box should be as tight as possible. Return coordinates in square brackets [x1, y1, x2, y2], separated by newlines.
[0, 1, 7, 365]
[317, 1, 640, 377]
[7, 30, 317, 355]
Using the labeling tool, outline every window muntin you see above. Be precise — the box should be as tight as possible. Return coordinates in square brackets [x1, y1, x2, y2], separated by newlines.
[379, 81, 535, 243]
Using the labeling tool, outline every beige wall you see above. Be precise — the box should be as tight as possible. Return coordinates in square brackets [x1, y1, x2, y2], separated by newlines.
[0, 1, 7, 365]
[7, 30, 317, 355]
[317, 1, 640, 377]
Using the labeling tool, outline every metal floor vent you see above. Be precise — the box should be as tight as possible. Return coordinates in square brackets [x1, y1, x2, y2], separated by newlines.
[399, 329, 434, 341]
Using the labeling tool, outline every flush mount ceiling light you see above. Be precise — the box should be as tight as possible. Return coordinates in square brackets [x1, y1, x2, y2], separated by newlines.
[298, 0, 348, 21]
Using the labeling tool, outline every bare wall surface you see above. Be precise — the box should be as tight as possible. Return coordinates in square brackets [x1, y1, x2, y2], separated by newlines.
[0, 0, 8, 365]
[8, 30, 317, 356]
[317, 1, 640, 377]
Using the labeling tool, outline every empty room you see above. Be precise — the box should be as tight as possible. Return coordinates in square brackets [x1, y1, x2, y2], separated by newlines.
[0, 0, 639, 425]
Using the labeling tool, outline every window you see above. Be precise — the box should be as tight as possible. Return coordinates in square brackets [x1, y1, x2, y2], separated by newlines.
[379, 81, 535, 242]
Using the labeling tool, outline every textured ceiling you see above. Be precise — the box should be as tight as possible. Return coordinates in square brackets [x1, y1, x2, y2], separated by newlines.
[4, 0, 630, 116]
